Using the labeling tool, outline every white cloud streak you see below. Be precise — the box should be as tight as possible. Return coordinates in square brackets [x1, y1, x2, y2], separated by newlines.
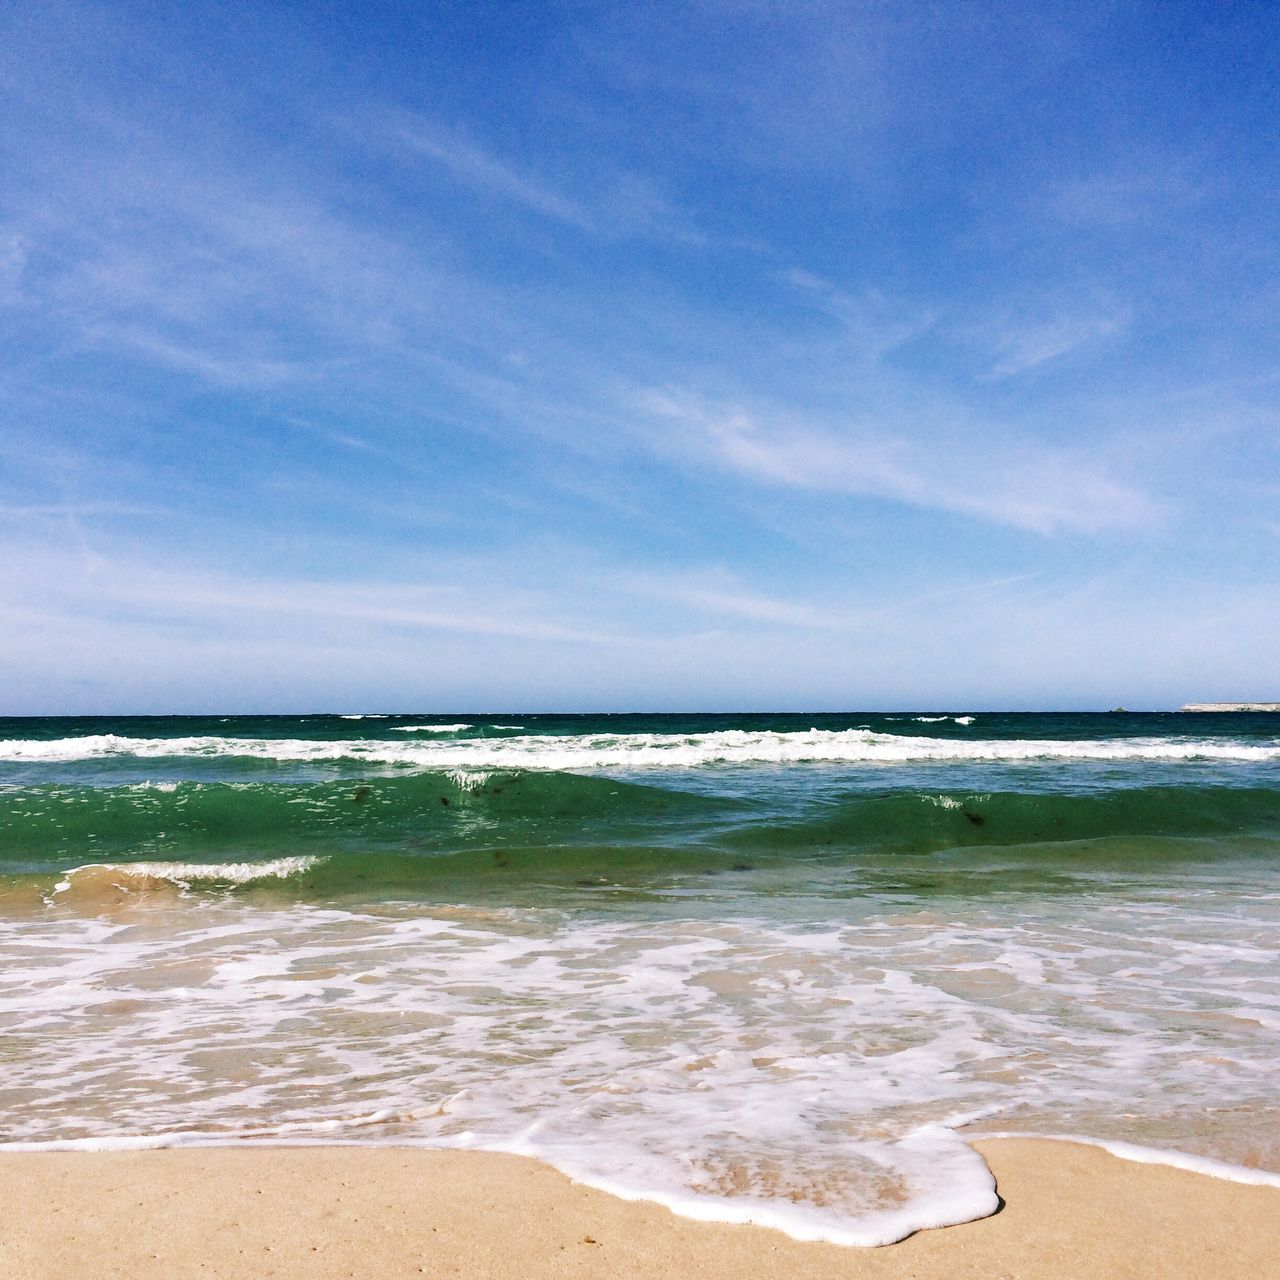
[0, 551, 632, 649]
[637, 389, 1159, 535]
[624, 567, 1041, 633]
[393, 118, 597, 230]
[983, 306, 1131, 379]
[781, 268, 934, 361]
[382, 112, 714, 245]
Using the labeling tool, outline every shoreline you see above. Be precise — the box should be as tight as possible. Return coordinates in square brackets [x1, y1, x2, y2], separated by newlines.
[2, 1138, 1277, 1279]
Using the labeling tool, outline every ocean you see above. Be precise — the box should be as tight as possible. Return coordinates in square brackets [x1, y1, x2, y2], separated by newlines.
[1, 711, 1278, 1244]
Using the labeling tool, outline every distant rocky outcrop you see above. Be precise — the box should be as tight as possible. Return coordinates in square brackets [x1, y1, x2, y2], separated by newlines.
[1181, 702, 1280, 712]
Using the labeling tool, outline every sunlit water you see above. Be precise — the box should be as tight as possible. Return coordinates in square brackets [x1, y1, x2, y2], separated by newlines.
[1, 712, 1277, 1243]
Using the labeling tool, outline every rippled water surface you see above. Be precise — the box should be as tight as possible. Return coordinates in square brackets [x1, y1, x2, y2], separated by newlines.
[1, 711, 1277, 1243]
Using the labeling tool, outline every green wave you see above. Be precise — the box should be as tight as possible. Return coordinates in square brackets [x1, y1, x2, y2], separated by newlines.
[1, 776, 1277, 897]
[0, 770, 725, 869]
[724, 785, 1280, 854]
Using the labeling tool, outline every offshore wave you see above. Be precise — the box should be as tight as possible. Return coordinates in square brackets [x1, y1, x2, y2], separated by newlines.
[2, 727, 1279, 767]
[0, 771, 721, 868]
[4, 775, 1278, 885]
[725, 785, 1280, 853]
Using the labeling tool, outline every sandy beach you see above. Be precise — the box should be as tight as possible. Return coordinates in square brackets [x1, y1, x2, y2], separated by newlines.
[1, 1137, 1275, 1279]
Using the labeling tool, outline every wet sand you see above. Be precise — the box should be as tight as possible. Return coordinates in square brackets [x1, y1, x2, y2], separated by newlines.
[1, 1138, 1276, 1279]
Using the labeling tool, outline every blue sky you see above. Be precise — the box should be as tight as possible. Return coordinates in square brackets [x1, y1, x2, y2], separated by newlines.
[2, 1, 1277, 712]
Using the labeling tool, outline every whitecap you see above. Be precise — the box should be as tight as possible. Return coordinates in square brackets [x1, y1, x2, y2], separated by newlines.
[390, 724, 474, 734]
[4, 728, 1275, 768]
[53, 856, 326, 891]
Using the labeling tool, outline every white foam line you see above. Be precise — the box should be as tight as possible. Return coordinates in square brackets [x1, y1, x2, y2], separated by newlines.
[490, 1162, 997, 1247]
[52, 856, 326, 890]
[0, 1132, 209, 1153]
[0, 1125, 998, 1248]
[973, 1131, 1280, 1187]
[3, 1124, 1275, 1242]
[0, 1132, 381, 1154]
[500, 1123, 999, 1247]
[0, 1106, 437, 1153]
[3, 729, 1278, 766]
[390, 724, 473, 733]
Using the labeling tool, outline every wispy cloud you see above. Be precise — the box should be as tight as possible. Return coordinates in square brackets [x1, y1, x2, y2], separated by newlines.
[99, 328, 320, 388]
[0, 502, 161, 518]
[781, 268, 934, 360]
[624, 568, 844, 630]
[380, 111, 714, 245]
[637, 389, 1159, 534]
[0, 116, 498, 390]
[624, 566, 1041, 633]
[392, 117, 597, 230]
[983, 304, 1131, 378]
[672, 585, 837, 628]
[0, 550, 633, 649]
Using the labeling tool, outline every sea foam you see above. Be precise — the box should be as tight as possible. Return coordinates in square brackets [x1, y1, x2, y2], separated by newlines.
[52, 856, 325, 895]
[390, 724, 474, 733]
[3, 727, 1278, 768]
[973, 1132, 1280, 1188]
[0, 895, 1275, 1244]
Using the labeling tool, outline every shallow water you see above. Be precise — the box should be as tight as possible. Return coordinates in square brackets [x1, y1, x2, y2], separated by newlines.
[1, 712, 1277, 1243]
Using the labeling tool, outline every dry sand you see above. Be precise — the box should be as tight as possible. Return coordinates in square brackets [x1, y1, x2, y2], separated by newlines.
[1, 1138, 1276, 1279]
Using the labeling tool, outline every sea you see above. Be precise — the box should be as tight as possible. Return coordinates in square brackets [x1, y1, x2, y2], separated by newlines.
[1, 711, 1278, 1244]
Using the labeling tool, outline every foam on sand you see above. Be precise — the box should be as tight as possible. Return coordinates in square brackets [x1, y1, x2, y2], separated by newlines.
[0, 1139, 1277, 1277]
[0, 895, 1275, 1243]
[976, 1131, 1280, 1187]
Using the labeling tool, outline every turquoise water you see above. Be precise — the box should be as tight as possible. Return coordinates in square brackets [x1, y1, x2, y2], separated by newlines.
[1, 712, 1278, 1243]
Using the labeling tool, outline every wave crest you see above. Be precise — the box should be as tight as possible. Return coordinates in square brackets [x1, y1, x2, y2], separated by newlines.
[55, 856, 325, 892]
[3, 727, 1279, 767]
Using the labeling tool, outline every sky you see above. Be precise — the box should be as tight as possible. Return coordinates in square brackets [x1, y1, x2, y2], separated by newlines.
[1, 0, 1277, 713]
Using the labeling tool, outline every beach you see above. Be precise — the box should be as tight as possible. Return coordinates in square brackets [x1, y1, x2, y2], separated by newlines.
[3, 1138, 1277, 1279]
[2, 712, 1278, 1251]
